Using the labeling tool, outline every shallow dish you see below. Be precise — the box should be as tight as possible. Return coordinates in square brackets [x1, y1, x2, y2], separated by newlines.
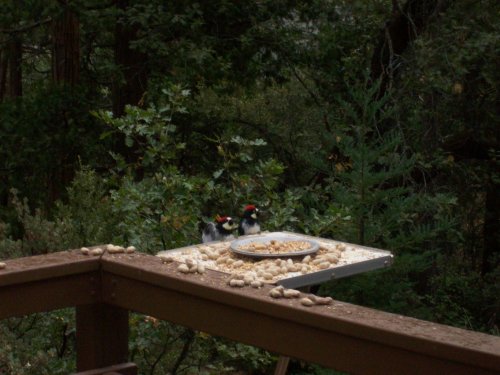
[230, 233, 319, 258]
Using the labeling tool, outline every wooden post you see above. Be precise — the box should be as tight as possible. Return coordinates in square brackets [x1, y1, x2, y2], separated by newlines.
[76, 303, 129, 371]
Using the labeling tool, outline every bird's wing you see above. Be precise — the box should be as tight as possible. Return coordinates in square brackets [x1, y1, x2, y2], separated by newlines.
[238, 220, 245, 235]
[202, 222, 217, 243]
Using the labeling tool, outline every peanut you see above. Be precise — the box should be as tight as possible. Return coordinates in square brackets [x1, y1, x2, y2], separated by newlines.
[283, 289, 301, 298]
[300, 297, 314, 307]
[318, 261, 330, 269]
[250, 280, 263, 288]
[269, 288, 283, 299]
[90, 248, 103, 256]
[125, 246, 136, 253]
[197, 263, 206, 274]
[233, 260, 244, 267]
[312, 296, 333, 305]
[229, 279, 245, 287]
[178, 264, 190, 273]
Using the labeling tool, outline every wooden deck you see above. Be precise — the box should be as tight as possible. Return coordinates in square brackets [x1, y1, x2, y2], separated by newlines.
[1, 248, 499, 374]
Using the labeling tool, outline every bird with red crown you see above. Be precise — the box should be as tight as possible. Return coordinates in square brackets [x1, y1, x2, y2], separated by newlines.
[202, 215, 237, 243]
[238, 204, 260, 236]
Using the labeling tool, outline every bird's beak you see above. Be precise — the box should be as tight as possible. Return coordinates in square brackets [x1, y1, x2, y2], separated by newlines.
[251, 213, 257, 219]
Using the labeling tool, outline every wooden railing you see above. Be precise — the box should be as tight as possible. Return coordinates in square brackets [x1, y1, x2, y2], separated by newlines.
[1, 249, 499, 375]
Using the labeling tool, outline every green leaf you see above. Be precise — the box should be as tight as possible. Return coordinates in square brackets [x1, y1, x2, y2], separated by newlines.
[213, 169, 224, 179]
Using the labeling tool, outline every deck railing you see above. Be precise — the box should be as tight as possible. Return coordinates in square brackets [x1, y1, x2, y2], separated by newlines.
[1, 249, 499, 375]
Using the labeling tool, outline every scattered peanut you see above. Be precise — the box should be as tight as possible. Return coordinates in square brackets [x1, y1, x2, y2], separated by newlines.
[108, 245, 124, 254]
[80, 247, 90, 255]
[250, 280, 263, 288]
[243, 274, 254, 285]
[125, 246, 136, 253]
[283, 289, 301, 298]
[269, 267, 279, 276]
[229, 279, 245, 287]
[233, 260, 244, 267]
[311, 258, 323, 266]
[300, 297, 315, 307]
[159, 255, 174, 263]
[0, 262, 6, 270]
[286, 264, 298, 272]
[197, 263, 206, 274]
[318, 261, 330, 270]
[263, 272, 274, 280]
[178, 264, 190, 273]
[269, 289, 283, 299]
[311, 296, 333, 305]
[269, 286, 285, 298]
[198, 246, 210, 254]
[216, 256, 228, 265]
[90, 248, 103, 256]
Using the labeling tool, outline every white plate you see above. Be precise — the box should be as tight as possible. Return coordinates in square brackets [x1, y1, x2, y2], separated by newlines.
[230, 233, 319, 258]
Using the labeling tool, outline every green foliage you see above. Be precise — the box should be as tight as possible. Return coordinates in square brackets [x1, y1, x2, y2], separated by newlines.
[128, 314, 275, 374]
[1, 0, 499, 373]
[95, 85, 190, 173]
[0, 189, 74, 257]
[0, 85, 110, 210]
[0, 309, 75, 375]
[54, 167, 120, 247]
[92, 86, 290, 252]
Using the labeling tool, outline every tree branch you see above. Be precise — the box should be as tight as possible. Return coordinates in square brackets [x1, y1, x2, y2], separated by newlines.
[0, 18, 52, 34]
[171, 329, 195, 375]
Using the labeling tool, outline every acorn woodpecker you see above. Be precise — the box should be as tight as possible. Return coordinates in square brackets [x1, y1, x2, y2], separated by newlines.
[238, 204, 261, 236]
[202, 216, 238, 243]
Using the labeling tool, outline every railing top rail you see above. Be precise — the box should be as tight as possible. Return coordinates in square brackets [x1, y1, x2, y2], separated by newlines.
[0, 250, 100, 287]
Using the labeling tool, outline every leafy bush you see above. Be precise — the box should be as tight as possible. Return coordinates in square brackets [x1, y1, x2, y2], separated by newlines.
[0, 310, 76, 375]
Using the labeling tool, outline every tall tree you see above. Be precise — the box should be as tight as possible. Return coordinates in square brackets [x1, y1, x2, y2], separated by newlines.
[0, 49, 8, 100]
[52, 1, 80, 85]
[0, 36, 23, 100]
[112, 0, 148, 116]
[371, 0, 449, 96]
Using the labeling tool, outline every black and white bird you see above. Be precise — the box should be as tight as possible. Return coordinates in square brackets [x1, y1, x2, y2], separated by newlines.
[238, 204, 261, 236]
[202, 215, 238, 243]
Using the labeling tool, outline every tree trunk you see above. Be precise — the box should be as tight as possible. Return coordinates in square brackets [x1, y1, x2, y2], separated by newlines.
[8, 38, 23, 97]
[111, 0, 148, 180]
[112, 0, 148, 116]
[2, 37, 24, 98]
[52, 6, 80, 85]
[370, 0, 449, 96]
[481, 169, 500, 275]
[0, 49, 8, 100]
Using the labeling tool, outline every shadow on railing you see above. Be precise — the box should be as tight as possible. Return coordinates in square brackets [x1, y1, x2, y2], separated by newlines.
[1, 249, 499, 375]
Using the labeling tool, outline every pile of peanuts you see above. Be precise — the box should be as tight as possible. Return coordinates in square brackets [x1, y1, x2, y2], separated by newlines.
[236, 239, 313, 254]
[160, 240, 347, 283]
[268, 285, 334, 307]
[80, 244, 136, 256]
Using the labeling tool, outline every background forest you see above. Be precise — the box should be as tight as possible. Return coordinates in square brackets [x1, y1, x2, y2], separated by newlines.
[0, 0, 499, 374]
